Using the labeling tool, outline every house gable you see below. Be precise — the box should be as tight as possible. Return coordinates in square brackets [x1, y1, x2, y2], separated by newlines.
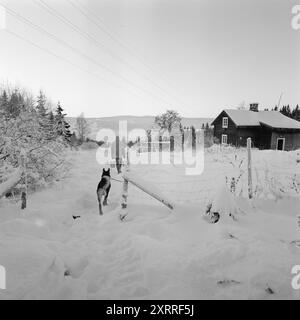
[212, 110, 238, 145]
[211, 110, 237, 127]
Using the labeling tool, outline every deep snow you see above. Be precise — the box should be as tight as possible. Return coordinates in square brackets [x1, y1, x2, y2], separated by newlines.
[0, 148, 299, 299]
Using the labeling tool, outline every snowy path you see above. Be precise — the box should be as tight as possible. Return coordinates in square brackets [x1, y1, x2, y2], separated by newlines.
[0, 149, 300, 299]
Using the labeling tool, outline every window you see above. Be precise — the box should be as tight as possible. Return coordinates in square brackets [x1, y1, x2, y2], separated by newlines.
[222, 134, 228, 145]
[222, 117, 228, 128]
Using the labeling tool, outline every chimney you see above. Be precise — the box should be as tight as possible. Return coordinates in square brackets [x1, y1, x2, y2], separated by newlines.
[249, 103, 259, 112]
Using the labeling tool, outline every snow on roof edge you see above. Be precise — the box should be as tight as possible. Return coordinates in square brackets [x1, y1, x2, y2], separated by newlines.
[212, 109, 300, 129]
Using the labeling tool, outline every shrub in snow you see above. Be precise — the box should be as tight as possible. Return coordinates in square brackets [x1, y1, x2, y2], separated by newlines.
[80, 141, 99, 150]
[205, 185, 241, 223]
[204, 203, 220, 224]
[0, 85, 72, 200]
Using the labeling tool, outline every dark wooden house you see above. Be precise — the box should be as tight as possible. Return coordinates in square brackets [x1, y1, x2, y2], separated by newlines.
[211, 104, 300, 150]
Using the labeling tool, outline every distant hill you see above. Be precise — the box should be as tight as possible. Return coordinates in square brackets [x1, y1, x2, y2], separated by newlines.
[67, 115, 213, 139]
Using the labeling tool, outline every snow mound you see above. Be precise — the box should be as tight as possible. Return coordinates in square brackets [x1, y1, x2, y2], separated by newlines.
[0, 219, 52, 240]
[0, 149, 299, 299]
[0, 238, 60, 299]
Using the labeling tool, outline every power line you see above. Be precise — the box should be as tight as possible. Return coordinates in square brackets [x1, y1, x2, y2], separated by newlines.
[35, 0, 187, 109]
[3, 28, 172, 108]
[4, 29, 112, 86]
[67, 0, 191, 109]
[1, 3, 175, 107]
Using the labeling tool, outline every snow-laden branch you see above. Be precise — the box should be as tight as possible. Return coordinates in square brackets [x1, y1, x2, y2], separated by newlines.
[0, 154, 10, 161]
[0, 167, 23, 199]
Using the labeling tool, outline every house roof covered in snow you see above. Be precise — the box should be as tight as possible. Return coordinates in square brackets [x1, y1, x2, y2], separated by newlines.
[212, 109, 300, 129]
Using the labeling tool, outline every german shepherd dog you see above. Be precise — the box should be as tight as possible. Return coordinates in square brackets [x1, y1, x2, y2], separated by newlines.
[97, 168, 111, 215]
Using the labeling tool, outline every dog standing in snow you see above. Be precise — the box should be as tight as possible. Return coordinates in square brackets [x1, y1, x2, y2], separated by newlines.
[97, 168, 111, 215]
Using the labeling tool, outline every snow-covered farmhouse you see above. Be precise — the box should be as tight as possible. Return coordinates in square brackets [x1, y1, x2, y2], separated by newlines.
[211, 104, 300, 150]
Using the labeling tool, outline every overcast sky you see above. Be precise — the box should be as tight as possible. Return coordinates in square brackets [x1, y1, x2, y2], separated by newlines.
[0, 0, 299, 118]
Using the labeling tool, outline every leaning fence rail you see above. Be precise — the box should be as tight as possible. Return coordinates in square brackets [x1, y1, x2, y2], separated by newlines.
[122, 171, 175, 210]
[120, 148, 175, 212]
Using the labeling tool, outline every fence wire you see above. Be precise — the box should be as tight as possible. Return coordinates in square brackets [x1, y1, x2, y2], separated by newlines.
[113, 146, 300, 206]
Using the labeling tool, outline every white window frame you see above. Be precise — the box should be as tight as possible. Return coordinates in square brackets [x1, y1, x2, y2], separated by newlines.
[276, 138, 285, 151]
[222, 117, 228, 128]
[221, 134, 228, 145]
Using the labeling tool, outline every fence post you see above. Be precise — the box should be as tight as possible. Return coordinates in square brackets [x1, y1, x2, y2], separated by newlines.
[147, 133, 151, 153]
[159, 135, 162, 153]
[137, 136, 141, 154]
[247, 137, 253, 199]
[121, 178, 129, 209]
[158, 135, 162, 164]
[20, 149, 27, 210]
[170, 135, 174, 163]
[121, 149, 130, 210]
[192, 129, 196, 156]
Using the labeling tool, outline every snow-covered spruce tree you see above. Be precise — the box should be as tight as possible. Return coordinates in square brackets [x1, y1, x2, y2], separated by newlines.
[36, 90, 47, 118]
[54, 102, 72, 144]
[0, 90, 9, 119]
[36, 90, 49, 138]
[36, 91, 57, 141]
[47, 110, 56, 139]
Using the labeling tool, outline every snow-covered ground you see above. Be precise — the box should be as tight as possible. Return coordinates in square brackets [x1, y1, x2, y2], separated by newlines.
[0, 147, 299, 299]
